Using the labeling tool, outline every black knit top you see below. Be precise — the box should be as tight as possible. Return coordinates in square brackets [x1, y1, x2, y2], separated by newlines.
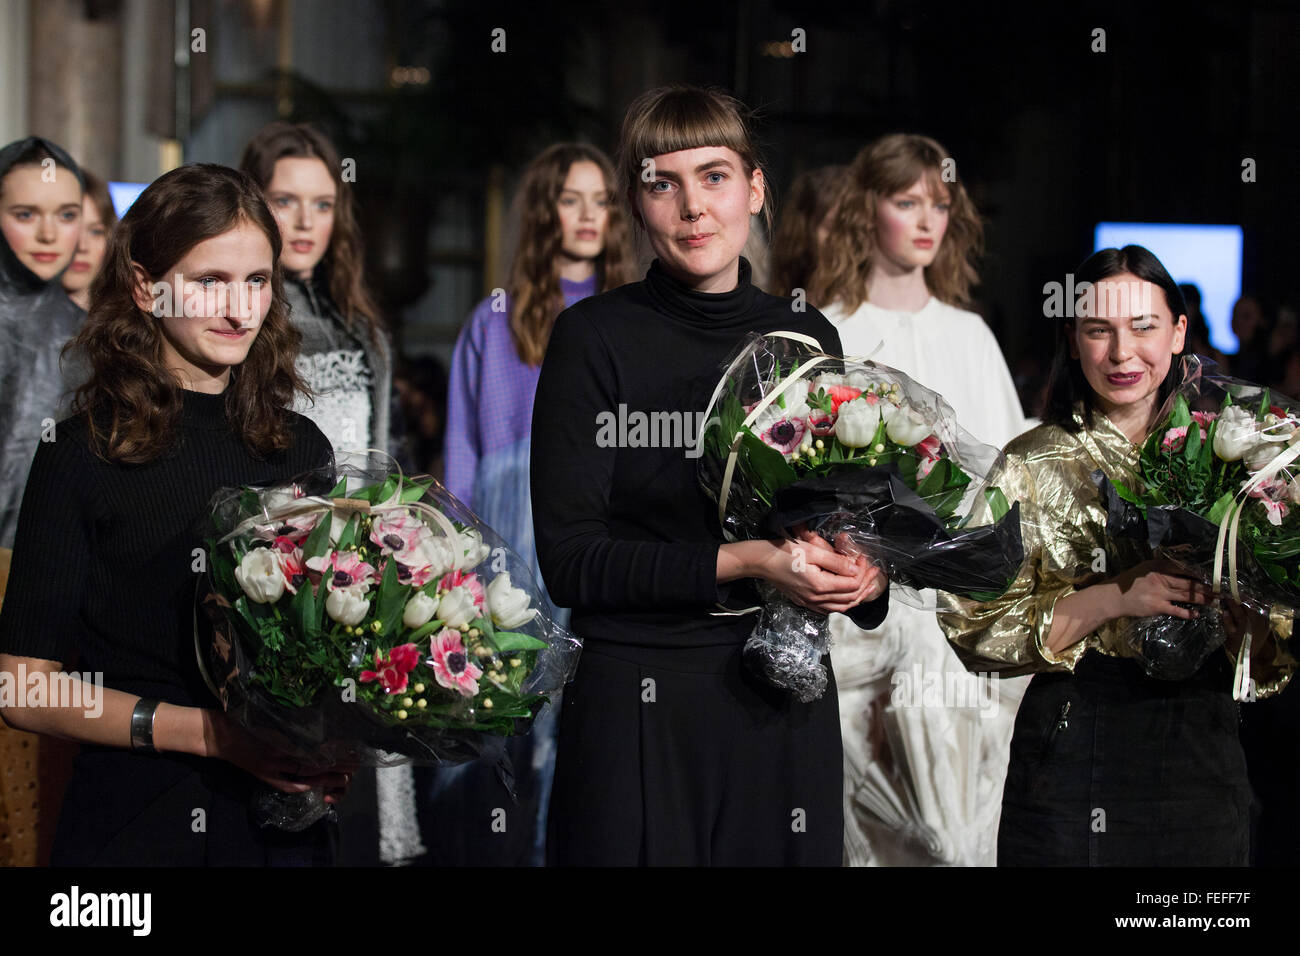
[0, 388, 334, 707]
[530, 257, 888, 649]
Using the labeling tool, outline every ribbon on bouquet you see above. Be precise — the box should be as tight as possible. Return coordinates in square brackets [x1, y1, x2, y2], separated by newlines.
[697, 330, 830, 530]
[1212, 435, 1300, 701]
[698, 331, 825, 617]
[215, 446, 465, 572]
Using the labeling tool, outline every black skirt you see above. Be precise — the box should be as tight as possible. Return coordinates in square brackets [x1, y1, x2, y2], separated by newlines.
[546, 639, 843, 866]
[51, 746, 337, 867]
[998, 650, 1250, 866]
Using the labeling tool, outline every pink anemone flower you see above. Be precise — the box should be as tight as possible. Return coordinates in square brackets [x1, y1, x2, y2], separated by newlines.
[760, 417, 806, 455]
[306, 549, 376, 592]
[429, 628, 483, 698]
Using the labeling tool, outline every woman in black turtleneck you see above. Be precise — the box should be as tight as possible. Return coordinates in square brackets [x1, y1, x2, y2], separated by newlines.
[0, 164, 348, 866]
[532, 87, 888, 866]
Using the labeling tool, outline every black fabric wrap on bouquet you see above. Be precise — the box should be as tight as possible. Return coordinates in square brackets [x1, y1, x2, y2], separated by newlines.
[1093, 471, 1294, 681]
[762, 465, 1025, 604]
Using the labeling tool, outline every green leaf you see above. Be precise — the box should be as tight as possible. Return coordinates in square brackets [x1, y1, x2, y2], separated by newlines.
[915, 457, 951, 501]
[1207, 490, 1235, 526]
[327, 476, 348, 497]
[373, 559, 407, 637]
[984, 487, 1011, 523]
[1170, 394, 1192, 428]
[375, 474, 400, 505]
[1109, 478, 1143, 507]
[407, 618, 445, 643]
[335, 512, 361, 552]
[399, 476, 437, 503]
[1258, 388, 1271, 422]
[291, 582, 321, 639]
[739, 429, 798, 497]
[302, 510, 333, 561]
[1183, 421, 1202, 467]
[489, 630, 549, 652]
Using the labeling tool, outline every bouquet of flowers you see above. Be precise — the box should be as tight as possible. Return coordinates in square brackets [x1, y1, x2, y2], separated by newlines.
[1098, 355, 1300, 691]
[698, 332, 1024, 701]
[198, 455, 581, 829]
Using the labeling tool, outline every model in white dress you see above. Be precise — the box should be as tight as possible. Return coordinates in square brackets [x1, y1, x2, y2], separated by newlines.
[806, 133, 1029, 865]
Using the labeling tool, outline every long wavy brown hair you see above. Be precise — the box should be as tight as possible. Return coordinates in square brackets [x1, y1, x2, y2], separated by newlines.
[770, 164, 847, 299]
[240, 122, 384, 346]
[66, 163, 309, 463]
[808, 133, 983, 311]
[506, 143, 634, 366]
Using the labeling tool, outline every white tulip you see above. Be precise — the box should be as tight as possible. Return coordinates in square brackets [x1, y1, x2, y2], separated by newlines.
[486, 572, 540, 629]
[457, 529, 492, 568]
[325, 586, 368, 626]
[885, 403, 933, 447]
[834, 398, 881, 448]
[1213, 406, 1260, 462]
[402, 591, 439, 629]
[1290, 478, 1300, 506]
[234, 549, 286, 604]
[403, 534, 457, 578]
[1245, 442, 1284, 474]
[436, 586, 479, 629]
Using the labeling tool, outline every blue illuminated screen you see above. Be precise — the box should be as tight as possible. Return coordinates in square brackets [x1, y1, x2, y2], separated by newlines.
[1093, 222, 1244, 353]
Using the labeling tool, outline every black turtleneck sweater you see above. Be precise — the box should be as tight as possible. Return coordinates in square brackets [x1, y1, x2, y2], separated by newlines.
[531, 257, 887, 649]
[0, 389, 334, 707]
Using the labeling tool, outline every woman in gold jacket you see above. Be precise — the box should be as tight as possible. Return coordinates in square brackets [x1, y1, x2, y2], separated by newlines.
[939, 245, 1294, 866]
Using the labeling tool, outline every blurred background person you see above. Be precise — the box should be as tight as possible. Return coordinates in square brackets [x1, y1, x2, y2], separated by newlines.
[61, 169, 115, 313]
[392, 354, 449, 478]
[241, 122, 394, 457]
[769, 164, 847, 299]
[0, 137, 85, 552]
[417, 141, 635, 867]
[1230, 295, 1269, 381]
[809, 132, 1028, 866]
[1179, 283, 1225, 366]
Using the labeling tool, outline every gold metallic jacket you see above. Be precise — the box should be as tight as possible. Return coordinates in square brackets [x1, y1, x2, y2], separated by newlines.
[937, 408, 1295, 697]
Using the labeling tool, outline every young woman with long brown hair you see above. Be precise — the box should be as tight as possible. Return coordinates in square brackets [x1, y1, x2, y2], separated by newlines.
[427, 142, 634, 866]
[809, 133, 1028, 866]
[532, 87, 888, 866]
[241, 122, 392, 456]
[62, 169, 117, 312]
[0, 163, 346, 865]
[0, 137, 86, 551]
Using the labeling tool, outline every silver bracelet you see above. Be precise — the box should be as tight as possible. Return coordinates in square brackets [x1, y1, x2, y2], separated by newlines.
[130, 698, 160, 753]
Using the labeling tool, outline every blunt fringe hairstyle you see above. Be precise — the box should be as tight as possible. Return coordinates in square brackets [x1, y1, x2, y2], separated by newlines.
[240, 122, 384, 346]
[507, 142, 635, 366]
[616, 85, 773, 237]
[808, 133, 982, 310]
[65, 163, 309, 463]
[1040, 244, 1190, 432]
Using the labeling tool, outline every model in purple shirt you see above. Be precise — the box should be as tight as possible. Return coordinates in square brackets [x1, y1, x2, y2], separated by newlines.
[418, 143, 636, 867]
